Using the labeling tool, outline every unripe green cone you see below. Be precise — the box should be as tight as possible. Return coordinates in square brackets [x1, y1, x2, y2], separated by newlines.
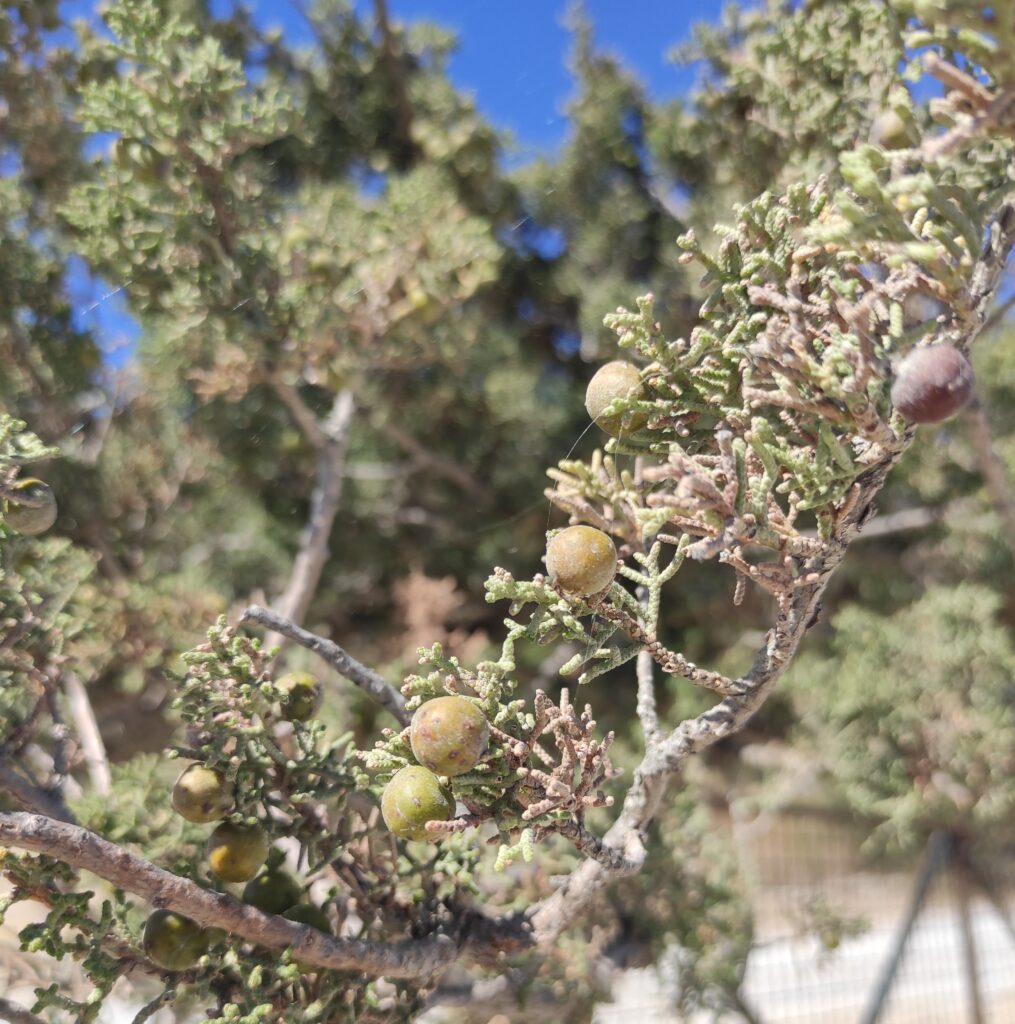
[380, 765, 454, 841]
[5, 478, 57, 536]
[142, 910, 209, 971]
[242, 868, 302, 915]
[171, 764, 234, 823]
[206, 821, 269, 882]
[276, 671, 322, 722]
[410, 696, 489, 777]
[585, 361, 647, 436]
[870, 108, 916, 150]
[545, 525, 618, 596]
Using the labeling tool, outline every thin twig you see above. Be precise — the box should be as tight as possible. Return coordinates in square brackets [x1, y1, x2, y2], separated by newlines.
[241, 605, 409, 726]
[852, 505, 941, 539]
[596, 602, 741, 697]
[62, 671, 111, 797]
[635, 649, 660, 745]
[42, 680, 71, 799]
[554, 821, 637, 872]
[269, 376, 326, 450]
[378, 419, 489, 503]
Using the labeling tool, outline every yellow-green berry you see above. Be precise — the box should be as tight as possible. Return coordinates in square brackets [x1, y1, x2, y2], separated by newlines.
[585, 361, 647, 436]
[4, 478, 57, 536]
[142, 909, 209, 971]
[380, 765, 454, 841]
[410, 696, 489, 777]
[206, 821, 269, 883]
[870, 108, 915, 150]
[276, 671, 322, 722]
[545, 525, 618, 596]
[242, 869, 302, 915]
[171, 764, 234, 824]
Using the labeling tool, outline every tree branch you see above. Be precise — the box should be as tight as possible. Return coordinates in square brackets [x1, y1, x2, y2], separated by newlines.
[0, 812, 456, 979]
[634, 648, 660, 745]
[373, 0, 417, 168]
[0, 998, 46, 1024]
[266, 388, 356, 649]
[377, 419, 489, 503]
[851, 504, 941, 539]
[269, 376, 326, 450]
[241, 605, 409, 726]
[526, 472, 889, 945]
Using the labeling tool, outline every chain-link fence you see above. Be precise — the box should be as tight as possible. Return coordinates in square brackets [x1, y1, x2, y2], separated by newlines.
[595, 810, 1015, 1023]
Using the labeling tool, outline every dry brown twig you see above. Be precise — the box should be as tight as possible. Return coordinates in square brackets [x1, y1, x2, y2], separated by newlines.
[513, 688, 620, 822]
[421, 687, 622, 866]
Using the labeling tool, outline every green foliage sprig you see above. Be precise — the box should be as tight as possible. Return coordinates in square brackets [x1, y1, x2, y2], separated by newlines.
[175, 618, 364, 870]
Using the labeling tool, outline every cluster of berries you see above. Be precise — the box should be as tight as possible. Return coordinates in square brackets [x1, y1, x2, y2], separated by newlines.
[380, 696, 490, 839]
[143, 673, 330, 970]
[371, 364, 643, 840]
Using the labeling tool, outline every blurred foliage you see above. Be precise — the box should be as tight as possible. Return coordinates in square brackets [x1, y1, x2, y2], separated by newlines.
[788, 586, 1015, 856]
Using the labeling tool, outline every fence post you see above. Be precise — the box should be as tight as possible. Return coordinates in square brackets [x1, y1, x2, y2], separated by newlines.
[954, 854, 985, 1024]
[859, 830, 950, 1024]
[967, 853, 1015, 951]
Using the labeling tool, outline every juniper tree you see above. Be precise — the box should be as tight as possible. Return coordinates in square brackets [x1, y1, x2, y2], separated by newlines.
[4, 1, 1015, 1023]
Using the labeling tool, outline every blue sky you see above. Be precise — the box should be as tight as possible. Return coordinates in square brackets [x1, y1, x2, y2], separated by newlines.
[229, 1, 728, 154]
[60, 0, 730, 353]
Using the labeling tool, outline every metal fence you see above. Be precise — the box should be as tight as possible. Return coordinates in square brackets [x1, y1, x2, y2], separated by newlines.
[595, 809, 1015, 1024]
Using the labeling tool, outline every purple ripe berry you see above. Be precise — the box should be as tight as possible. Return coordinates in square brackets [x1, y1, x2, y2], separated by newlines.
[890, 344, 974, 424]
